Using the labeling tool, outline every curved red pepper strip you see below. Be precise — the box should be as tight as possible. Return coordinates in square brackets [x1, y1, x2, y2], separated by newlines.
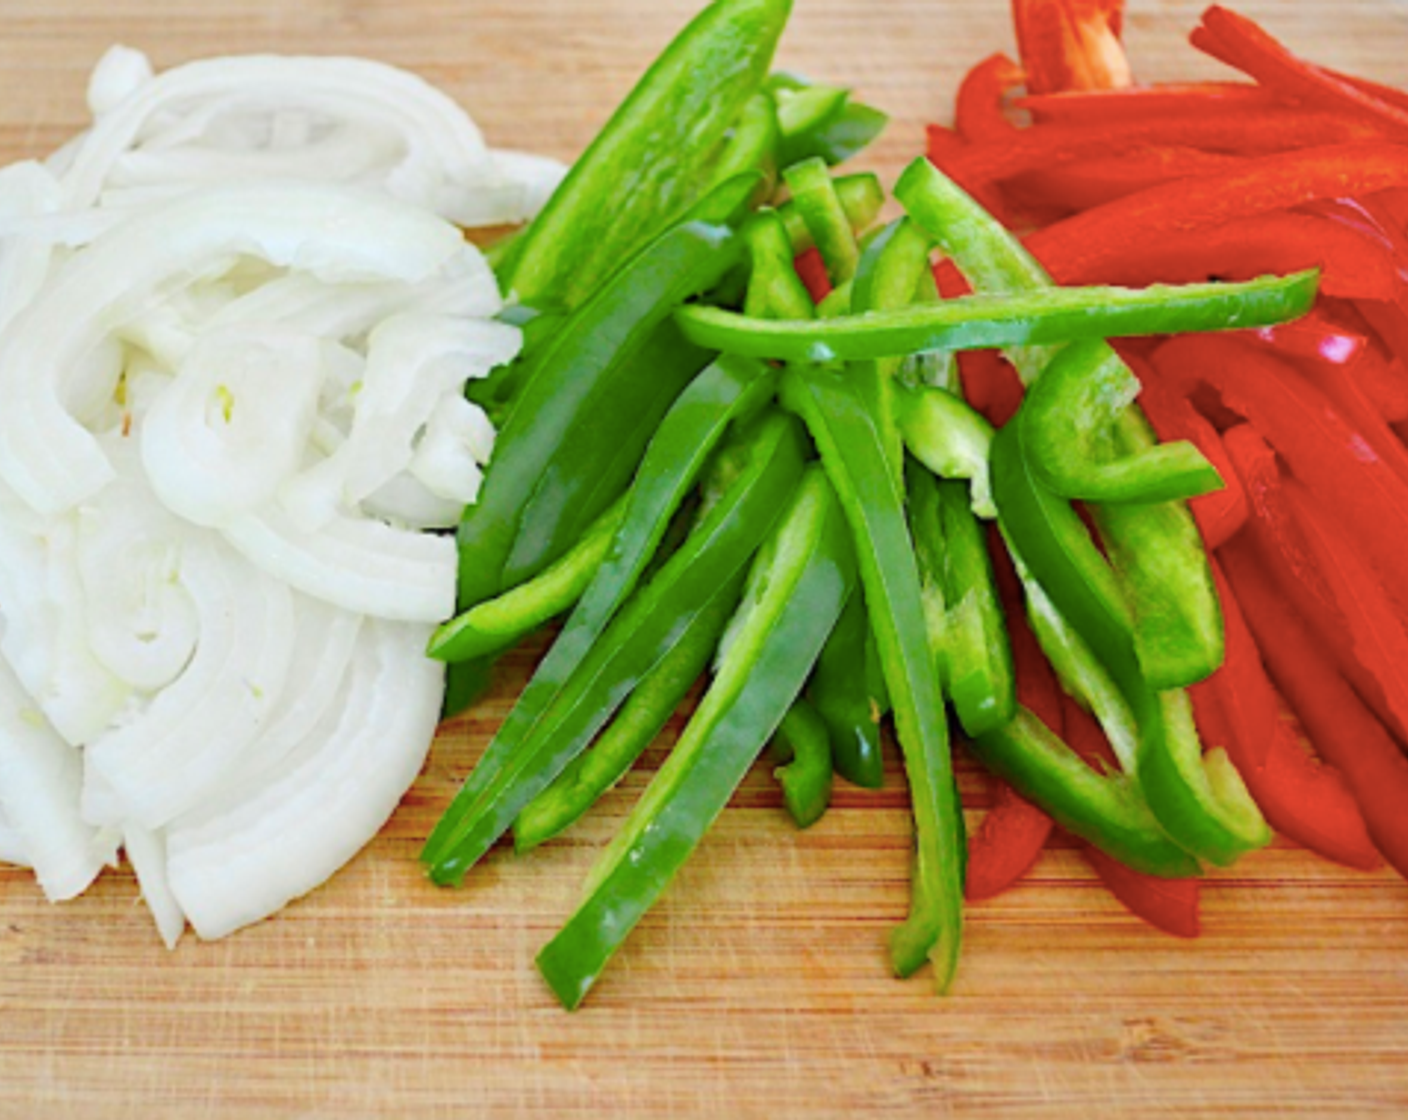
[1191, 6, 1408, 142]
[1151, 333, 1408, 605]
[964, 782, 1054, 902]
[1025, 143, 1408, 284]
[1017, 81, 1273, 124]
[1135, 372, 1246, 549]
[956, 53, 1025, 143]
[1011, 0, 1130, 96]
[941, 113, 1385, 200]
[1199, 558, 1383, 871]
[1060, 694, 1203, 937]
[1080, 845, 1201, 938]
[1219, 422, 1408, 748]
[1295, 345, 1408, 483]
[1219, 538, 1408, 880]
[1038, 208, 1400, 302]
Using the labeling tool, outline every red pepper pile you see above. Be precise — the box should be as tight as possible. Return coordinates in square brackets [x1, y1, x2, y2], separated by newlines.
[933, 0, 1408, 936]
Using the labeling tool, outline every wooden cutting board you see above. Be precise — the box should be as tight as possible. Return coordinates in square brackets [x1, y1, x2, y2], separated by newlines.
[1, 1, 1406, 1115]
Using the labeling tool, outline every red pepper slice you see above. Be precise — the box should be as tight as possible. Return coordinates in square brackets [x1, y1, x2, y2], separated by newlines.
[1151, 333, 1408, 604]
[1191, 6, 1408, 142]
[793, 247, 832, 304]
[1018, 81, 1273, 124]
[964, 782, 1054, 901]
[1006, 146, 1246, 212]
[1198, 558, 1383, 871]
[938, 114, 1386, 202]
[1039, 208, 1400, 302]
[1024, 143, 1408, 285]
[955, 53, 1025, 143]
[1011, 0, 1130, 96]
[1135, 372, 1246, 548]
[1219, 538, 1408, 880]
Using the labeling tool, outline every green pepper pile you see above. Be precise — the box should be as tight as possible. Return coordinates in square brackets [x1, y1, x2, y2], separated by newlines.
[420, 0, 1316, 1009]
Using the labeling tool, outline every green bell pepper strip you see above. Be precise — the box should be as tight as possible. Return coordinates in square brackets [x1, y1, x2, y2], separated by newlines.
[512, 582, 737, 853]
[895, 383, 996, 518]
[744, 210, 817, 321]
[536, 466, 856, 1010]
[909, 468, 1015, 739]
[781, 363, 964, 990]
[674, 269, 1319, 363]
[707, 92, 781, 204]
[782, 157, 862, 285]
[767, 72, 889, 168]
[971, 708, 1202, 878]
[992, 420, 1269, 866]
[429, 494, 628, 663]
[457, 218, 742, 612]
[502, 0, 791, 309]
[771, 695, 835, 829]
[1021, 338, 1222, 504]
[777, 173, 884, 255]
[894, 156, 1227, 688]
[808, 589, 887, 789]
[423, 410, 806, 884]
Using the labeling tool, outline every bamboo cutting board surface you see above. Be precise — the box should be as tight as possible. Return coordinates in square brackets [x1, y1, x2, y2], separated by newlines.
[1, 0, 1407, 1116]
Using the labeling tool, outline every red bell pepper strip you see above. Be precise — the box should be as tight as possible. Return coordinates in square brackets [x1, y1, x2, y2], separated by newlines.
[1005, 146, 1247, 212]
[1198, 559, 1383, 871]
[1294, 346, 1408, 485]
[955, 53, 1025, 143]
[1011, 0, 1130, 96]
[1247, 306, 1368, 368]
[936, 114, 1386, 201]
[793, 246, 832, 304]
[959, 350, 1026, 429]
[1151, 333, 1408, 603]
[1220, 537, 1408, 880]
[1018, 81, 1273, 124]
[1039, 208, 1400, 302]
[1191, 6, 1408, 142]
[1024, 143, 1408, 286]
[1134, 372, 1246, 549]
[1218, 423, 1405, 742]
[964, 782, 1053, 902]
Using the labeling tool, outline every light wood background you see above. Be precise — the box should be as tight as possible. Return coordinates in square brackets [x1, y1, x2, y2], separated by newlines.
[0, 1, 1406, 1116]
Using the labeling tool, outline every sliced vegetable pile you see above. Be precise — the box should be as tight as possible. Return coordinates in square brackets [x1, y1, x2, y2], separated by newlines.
[419, 0, 1385, 1008]
[0, 47, 560, 941]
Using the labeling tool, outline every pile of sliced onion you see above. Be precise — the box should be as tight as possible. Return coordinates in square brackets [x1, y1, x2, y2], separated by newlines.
[0, 46, 561, 943]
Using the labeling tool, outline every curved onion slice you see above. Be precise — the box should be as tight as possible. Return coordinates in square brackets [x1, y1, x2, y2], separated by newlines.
[166, 617, 442, 940]
[83, 533, 295, 829]
[0, 651, 112, 901]
[141, 325, 325, 527]
[223, 503, 456, 622]
[0, 182, 464, 517]
[123, 823, 185, 949]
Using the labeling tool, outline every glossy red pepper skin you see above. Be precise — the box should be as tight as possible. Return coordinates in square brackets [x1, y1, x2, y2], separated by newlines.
[1220, 539, 1408, 880]
[793, 247, 832, 304]
[955, 53, 1025, 142]
[1011, 0, 1129, 96]
[1024, 143, 1408, 285]
[1005, 146, 1246, 212]
[1197, 560, 1382, 871]
[964, 783, 1053, 902]
[1191, 5, 1408, 141]
[1018, 82, 1274, 124]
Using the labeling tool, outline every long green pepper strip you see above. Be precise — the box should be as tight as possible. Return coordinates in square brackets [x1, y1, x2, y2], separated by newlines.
[502, 0, 792, 309]
[512, 577, 738, 853]
[674, 270, 1319, 363]
[771, 696, 835, 829]
[423, 411, 806, 883]
[537, 466, 856, 1009]
[781, 363, 964, 990]
[808, 588, 887, 790]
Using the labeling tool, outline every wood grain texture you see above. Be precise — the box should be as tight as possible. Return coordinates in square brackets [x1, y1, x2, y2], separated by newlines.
[1, 0, 1407, 1116]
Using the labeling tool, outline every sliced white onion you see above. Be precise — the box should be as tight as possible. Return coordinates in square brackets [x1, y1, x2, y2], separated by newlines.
[410, 392, 497, 506]
[83, 532, 295, 829]
[0, 650, 111, 901]
[123, 822, 186, 948]
[222, 502, 456, 622]
[141, 324, 325, 527]
[167, 617, 442, 940]
[0, 182, 465, 517]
